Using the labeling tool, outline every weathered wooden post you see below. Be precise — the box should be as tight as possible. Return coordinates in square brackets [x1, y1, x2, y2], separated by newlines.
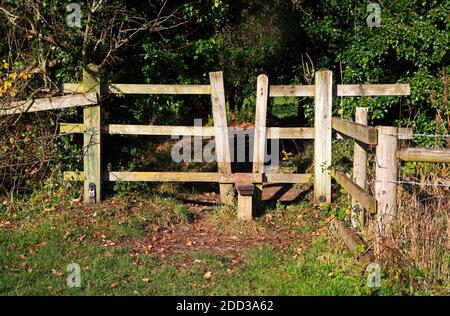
[352, 107, 369, 228]
[314, 69, 332, 203]
[375, 126, 398, 239]
[252, 74, 269, 214]
[83, 64, 102, 203]
[210, 71, 234, 205]
[236, 183, 254, 220]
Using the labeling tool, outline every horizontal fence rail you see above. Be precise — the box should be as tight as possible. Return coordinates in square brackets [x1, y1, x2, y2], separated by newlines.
[398, 148, 450, 163]
[59, 123, 315, 139]
[269, 85, 315, 97]
[64, 83, 212, 95]
[268, 84, 410, 98]
[336, 84, 410, 96]
[0, 93, 97, 116]
[332, 117, 378, 144]
[64, 171, 312, 184]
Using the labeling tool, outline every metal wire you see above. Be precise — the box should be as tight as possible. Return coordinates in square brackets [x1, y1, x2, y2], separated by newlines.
[376, 180, 450, 187]
[382, 133, 450, 138]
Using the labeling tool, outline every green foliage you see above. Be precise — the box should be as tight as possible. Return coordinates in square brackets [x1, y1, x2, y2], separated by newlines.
[296, 0, 449, 144]
[1, 0, 449, 202]
[320, 202, 350, 221]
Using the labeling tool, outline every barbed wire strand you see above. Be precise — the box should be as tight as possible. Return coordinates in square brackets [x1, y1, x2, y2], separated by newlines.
[0, 132, 78, 147]
[0, 134, 98, 169]
[376, 180, 450, 187]
[381, 133, 450, 138]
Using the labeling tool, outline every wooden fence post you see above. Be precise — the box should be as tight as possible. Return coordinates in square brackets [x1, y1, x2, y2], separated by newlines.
[375, 126, 398, 239]
[83, 64, 102, 203]
[210, 71, 233, 205]
[236, 183, 254, 220]
[252, 74, 269, 214]
[352, 107, 368, 229]
[314, 69, 332, 203]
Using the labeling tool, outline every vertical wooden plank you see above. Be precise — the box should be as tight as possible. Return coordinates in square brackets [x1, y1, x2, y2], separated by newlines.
[83, 64, 101, 203]
[252, 74, 269, 212]
[352, 107, 369, 229]
[236, 184, 254, 220]
[210, 71, 233, 205]
[314, 70, 332, 203]
[252, 74, 269, 174]
[375, 126, 398, 240]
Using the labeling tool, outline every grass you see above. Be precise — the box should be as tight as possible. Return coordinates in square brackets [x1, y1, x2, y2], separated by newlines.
[0, 232, 378, 295]
[271, 97, 299, 119]
[0, 186, 428, 296]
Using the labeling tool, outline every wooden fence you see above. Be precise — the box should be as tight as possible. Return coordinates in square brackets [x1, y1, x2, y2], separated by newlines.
[331, 111, 450, 240]
[59, 67, 417, 230]
[60, 65, 314, 212]
[3, 66, 450, 238]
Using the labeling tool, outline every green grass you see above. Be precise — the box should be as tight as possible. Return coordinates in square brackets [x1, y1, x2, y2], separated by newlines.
[271, 97, 299, 119]
[0, 231, 381, 295]
[0, 191, 409, 296]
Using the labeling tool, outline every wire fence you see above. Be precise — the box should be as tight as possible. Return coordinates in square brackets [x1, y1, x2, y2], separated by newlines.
[382, 133, 450, 138]
[376, 180, 450, 188]
[0, 131, 98, 171]
[0, 132, 77, 147]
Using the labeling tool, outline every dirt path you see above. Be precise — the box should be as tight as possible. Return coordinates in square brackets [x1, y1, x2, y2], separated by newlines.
[120, 184, 319, 261]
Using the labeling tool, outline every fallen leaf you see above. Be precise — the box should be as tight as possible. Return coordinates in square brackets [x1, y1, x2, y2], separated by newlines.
[150, 224, 160, 232]
[76, 235, 86, 242]
[51, 269, 64, 276]
[204, 271, 212, 280]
